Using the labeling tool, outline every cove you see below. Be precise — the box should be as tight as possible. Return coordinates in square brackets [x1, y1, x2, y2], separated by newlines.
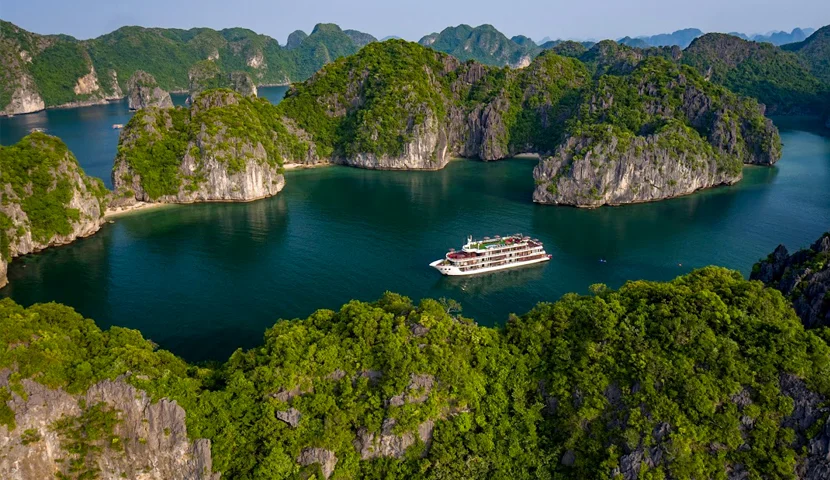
[1, 103, 828, 362]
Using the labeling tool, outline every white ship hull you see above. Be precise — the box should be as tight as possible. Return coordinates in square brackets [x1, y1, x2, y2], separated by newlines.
[430, 255, 551, 276]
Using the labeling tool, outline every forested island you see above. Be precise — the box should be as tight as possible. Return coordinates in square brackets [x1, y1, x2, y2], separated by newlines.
[2, 235, 830, 478]
[2, 18, 829, 119]
[0, 20, 828, 282]
[0, 133, 109, 288]
[0, 20, 377, 115]
[1, 13, 830, 479]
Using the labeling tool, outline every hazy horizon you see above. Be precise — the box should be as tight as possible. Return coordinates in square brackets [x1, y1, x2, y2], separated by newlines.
[2, 0, 829, 44]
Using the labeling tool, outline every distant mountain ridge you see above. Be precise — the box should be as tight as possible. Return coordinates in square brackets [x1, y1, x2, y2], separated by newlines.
[681, 32, 827, 114]
[2, 18, 828, 120]
[418, 24, 539, 67]
[730, 27, 816, 45]
[0, 20, 376, 115]
[618, 28, 703, 48]
[540, 27, 816, 49]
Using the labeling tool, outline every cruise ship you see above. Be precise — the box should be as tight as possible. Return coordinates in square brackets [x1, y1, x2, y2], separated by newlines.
[429, 234, 552, 276]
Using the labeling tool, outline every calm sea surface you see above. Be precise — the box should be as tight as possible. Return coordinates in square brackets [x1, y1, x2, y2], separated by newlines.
[1, 89, 827, 361]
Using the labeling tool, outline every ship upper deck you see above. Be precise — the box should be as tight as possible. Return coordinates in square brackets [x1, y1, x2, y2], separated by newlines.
[446, 234, 544, 261]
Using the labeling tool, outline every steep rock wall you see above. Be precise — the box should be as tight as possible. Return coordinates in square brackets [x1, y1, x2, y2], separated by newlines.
[532, 130, 741, 206]
[533, 59, 781, 206]
[335, 112, 450, 170]
[113, 90, 311, 204]
[0, 72, 45, 116]
[0, 374, 218, 480]
[127, 70, 173, 110]
[751, 232, 830, 329]
[0, 133, 108, 287]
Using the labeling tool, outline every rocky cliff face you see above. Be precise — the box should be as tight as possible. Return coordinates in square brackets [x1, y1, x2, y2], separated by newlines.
[1, 19, 378, 115]
[0, 71, 45, 116]
[227, 71, 257, 97]
[279, 41, 460, 170]
[278, 42, 590, 170]
[113, 90, 311, 204]
[533, 58, 781, 206]
[187, 61, 258, 102]
[606, 373, 830, 480]
[187, 60, 257, 102]
[533, 127, 741, 206]
[0, 22, 46, 115]
[0, 133, 108, 287]
[0, 373, 218, 480]
[751, 232, 830, 329]
[126, 70, 173, 110]
[335, 112, 450, 170]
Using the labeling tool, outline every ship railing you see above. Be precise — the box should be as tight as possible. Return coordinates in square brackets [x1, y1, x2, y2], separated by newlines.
[451, 251, 547, 268]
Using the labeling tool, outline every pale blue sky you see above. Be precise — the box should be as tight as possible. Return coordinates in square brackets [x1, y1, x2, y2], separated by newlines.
[2, 0, 828, 43]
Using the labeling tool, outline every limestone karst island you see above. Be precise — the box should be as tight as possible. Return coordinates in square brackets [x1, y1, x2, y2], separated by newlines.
[1, 1, 830, 478]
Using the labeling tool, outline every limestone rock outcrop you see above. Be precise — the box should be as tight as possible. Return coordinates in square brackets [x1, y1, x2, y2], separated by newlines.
[0, 71, 45, 116]
[533, 58, 781, 207]
[532, 128, 741, 207]
[285, 30, 308, 50]
[113, 90, 311, 204]
[187, 61, 258, 103]
[335, 112, 450, 170]
[126, 70, 173, 110]
[228, 71, 257, 97]
[354, 418, 435, 460]
[297, 448, 338, 479]
[751, 232, 830, 329]
[0, 133, 108, 287]
[278, 42, 589, 170]
[0, 373, 218, 480]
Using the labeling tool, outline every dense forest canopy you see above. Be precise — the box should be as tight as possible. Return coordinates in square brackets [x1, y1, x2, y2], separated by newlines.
[2, 266, 830, 478]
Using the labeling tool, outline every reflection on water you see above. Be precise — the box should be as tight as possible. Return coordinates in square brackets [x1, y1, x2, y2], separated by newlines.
[0, 87, 287, 188]
[4, 223, 116, 322]
[0, 113, 828, 361]
[433, 263, 546, 296]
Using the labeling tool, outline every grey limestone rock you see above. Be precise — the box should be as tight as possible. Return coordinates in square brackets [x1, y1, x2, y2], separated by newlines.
[126, 70, 173, 110]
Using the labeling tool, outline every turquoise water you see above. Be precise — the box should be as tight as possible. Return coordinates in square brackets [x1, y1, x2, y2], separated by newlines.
[1, 100, 828, 362]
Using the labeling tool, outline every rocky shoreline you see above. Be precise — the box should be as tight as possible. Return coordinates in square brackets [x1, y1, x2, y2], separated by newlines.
[0, 133, 109, 288]
[752, 232, 830, 329]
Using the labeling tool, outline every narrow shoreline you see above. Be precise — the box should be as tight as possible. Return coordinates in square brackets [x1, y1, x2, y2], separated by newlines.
[1, 83, 292, 118]
[104, 201, 177, 219]
[283, 162, 333, 170]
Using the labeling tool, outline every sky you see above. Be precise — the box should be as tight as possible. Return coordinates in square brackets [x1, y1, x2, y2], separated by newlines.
[2, 0, 829, 43]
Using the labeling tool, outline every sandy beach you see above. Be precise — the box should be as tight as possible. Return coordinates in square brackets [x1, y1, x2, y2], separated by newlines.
[104, 201, 177, 219]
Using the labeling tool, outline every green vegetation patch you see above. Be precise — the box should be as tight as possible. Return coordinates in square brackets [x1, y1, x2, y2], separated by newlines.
[683, 33, 827, 114]
[117, 90, 309, 199]
[561, 58, 776, 170]
[29, 42, 93, 106]
[278, 40, 450, 159]
[1, 268, 828, 478]
[0, 133, 91, 243]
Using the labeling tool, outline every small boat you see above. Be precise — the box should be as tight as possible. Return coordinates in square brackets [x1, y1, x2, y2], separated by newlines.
[112, 123, 124, 129]
[430, 234, 551, 276]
